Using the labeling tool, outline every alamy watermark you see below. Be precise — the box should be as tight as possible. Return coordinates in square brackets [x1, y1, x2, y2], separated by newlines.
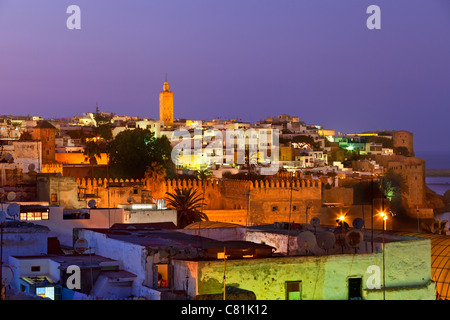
[65, 4, 381, 31]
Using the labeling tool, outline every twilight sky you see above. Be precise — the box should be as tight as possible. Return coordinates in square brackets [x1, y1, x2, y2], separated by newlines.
[0, 0, 449, 159]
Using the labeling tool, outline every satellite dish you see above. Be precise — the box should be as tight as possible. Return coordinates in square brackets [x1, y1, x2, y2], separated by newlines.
[4, 153, 12, 161]
[296, 231, 317, 254]
[0, 211, 6, 223]
[316, 231, 336, 250]
[6, 203, 20, 217]
[74, 238, 89, 254]
[352, 218, 365, 230]
[345, 230, 364, 248]
[127, 197, 134, 204]
[7, 192, 16, 201]
[1, 265, 14, 286]
[88, 199, 97, 208]
[310, 217, 320, 228]
[28, 163, 36, 172]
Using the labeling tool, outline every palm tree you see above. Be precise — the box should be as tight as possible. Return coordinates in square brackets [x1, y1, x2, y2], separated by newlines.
[84, 141, 101, 178]
[196, 168, 213, 181]
[165, 187, 209, 228]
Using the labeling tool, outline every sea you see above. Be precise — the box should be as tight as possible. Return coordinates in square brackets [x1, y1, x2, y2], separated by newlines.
[419, 150, 450, 196]
[418, 151, 450, 222]
[426, 176, 450, 196]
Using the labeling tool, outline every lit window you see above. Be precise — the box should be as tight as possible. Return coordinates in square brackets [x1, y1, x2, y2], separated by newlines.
[42, 211, 49, 220]
[20, 213, 27, 220]
[286, 281, 302, 300]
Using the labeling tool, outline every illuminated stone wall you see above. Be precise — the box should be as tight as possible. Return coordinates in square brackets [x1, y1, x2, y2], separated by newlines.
[55, 152, 109, 165]
[76, 178, 323, 225]
[173, 235, 434, 300]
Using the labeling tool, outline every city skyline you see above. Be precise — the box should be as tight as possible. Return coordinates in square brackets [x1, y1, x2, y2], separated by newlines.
[0, 1, 449, 156]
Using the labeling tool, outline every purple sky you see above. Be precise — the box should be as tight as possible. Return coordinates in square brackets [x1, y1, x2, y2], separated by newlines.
[0, 0, 449, 156]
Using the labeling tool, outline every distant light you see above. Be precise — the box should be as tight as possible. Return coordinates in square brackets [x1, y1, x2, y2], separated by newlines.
[339, 215, 345, 221]
[346, 145, 354, 151]
[130, 204, 156, 210]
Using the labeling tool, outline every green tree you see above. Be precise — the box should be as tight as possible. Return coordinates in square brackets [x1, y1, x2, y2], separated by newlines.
[19, 131, 33, 140]
[84, 141, 101, 165]
[84, 141, 101, 178]
[165, 187, 209, 228]
[95, 124, 113, 141]
[196, 168, 213, 181]
[107, 128, 173, 179]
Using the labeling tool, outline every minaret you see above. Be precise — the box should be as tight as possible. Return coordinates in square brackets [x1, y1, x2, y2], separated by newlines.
[159, 74, 173, 126]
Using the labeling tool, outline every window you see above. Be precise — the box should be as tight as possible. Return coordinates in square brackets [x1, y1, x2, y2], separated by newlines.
[292, 205, 297, 211]
[272, 206, 278, 212]
[348, 277, 362, 300]
[153, 264, 170, 288]
[285, 281, 302, 300]
[51, 194, 57, 203]
[20, 211, 49, 221]
[31, 266, 41, 272]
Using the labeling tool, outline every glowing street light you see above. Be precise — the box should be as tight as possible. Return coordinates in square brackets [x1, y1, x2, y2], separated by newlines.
[379, 211, 388, 300]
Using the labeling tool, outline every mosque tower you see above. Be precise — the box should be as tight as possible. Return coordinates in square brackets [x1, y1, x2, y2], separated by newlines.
[159, 74, 173, 126]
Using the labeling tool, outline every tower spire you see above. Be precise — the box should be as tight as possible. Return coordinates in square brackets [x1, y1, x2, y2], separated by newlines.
[163, 73, 169, 92]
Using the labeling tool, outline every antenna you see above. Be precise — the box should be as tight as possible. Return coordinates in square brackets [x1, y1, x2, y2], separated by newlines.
[88, 199, 97, 209]
[310, 217, 320, 227]
[6, 192, 16, 202]
[4, 153, 12, 162]
[74, 238, 89, 254]
[1, 265, 14, 287]
[345, 229, 364, 251]
[310, 217, 320, 234]
[165, 72, 168, 83]
[6, 203, 19, 218]
[316, 231, 336, 253]
[352, 218, 365, 230]
[296, 231, 317, 255]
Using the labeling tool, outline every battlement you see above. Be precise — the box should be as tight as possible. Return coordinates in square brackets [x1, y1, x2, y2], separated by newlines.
[76, 177, 322, 191]
[249, 179, 321, 189]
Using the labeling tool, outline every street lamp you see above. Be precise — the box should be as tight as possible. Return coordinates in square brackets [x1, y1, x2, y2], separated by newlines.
[379, 211, 387, 300]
